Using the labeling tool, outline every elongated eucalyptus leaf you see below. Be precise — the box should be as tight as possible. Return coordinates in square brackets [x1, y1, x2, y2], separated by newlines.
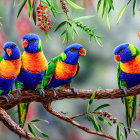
[33, 0, 38, 25]
[108, 0, 114, 10]
[87, 90, 98, 112]
[29, 119, 49, 123]
[132, 129, 140, 137]
[55, 21, 67, 32]
[66, 0, 84, 10]
[28, 124, 38, 139]
[10, 110, 18, 116]
[102, 0, 107, 17]
[86, 114, 98, 131]
[97, 0, 103, 12]
[27, 0, 32, 18]
[73, 15, 95, 21]
[117, 125, 120, 140]
[94, 114, 112, 126]
[17, 0, 27, 17]
[133, 0, 136, 16]
[94, 104, 110, 112]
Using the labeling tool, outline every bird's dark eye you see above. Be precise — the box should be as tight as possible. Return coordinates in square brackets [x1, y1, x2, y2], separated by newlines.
[71, 48, 76, 52]
[119, 49, 124, 53]
[31, 39, 36, 43]
[12, 45, 16, 48]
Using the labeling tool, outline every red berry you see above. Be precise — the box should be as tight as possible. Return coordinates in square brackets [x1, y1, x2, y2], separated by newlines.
[40, 26, 44, 30]
[45, 28, 49, 32]
[48, 19, 52, 22]
[37, 18, 41, 21]
[46, 10, 50, 14]
[47, 22, 51, 25]
[49, 26, 52, 29]
[44, 24, 47, 27]
[39, 4, 43, 7]
[41, 20, 44, 23]
[37, 23, 42, 26]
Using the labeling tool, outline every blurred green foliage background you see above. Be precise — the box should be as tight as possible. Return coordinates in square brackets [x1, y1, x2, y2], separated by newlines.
[0, 0, 140, 140]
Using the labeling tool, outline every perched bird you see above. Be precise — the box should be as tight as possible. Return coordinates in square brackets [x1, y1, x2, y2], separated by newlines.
[15, 33, 48, 128]
[43, 44, 86, 96]
[114, 43, 140, 130]
[0, 42, 21, 102]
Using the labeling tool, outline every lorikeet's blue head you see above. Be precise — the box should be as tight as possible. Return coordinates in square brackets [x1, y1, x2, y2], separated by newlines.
[63, 44, 86, 65]
[113, 44, 137, 63]
[22, 33, 42, 53]
[4, 42, 20, 60]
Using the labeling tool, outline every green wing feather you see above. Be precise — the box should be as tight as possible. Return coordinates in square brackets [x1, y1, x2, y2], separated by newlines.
[117, 62, 137, 130]
[0, 56, 4, 62]
[43, 52, 66, 89]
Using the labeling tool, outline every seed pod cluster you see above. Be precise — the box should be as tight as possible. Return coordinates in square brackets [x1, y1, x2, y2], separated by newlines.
[75, 21, 95, 37]
[37, 4, 53, 32]
[60, 0, 69, 15]
[98, 110, 117, 124]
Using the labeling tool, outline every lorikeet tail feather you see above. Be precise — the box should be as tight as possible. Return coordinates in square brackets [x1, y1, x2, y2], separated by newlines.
[125, 96, 137, 132]
[18, 103, 29, 128]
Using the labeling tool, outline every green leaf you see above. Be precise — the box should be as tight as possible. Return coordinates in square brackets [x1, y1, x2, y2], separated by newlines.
[66, 31, 69, 43]
[132, 129, 140, 137]
[93, 114, 112, 126]
[55, 21, 67, 32]
[117, 1, 131, 24]
[94, 104, 110, 112]
[124, 127, 128, 139]
[95, 36, 103, 47]
[117, 122, 125, 127]
[29, 119, 49, 124]
[102, 0, 107, 17]
[33, 125, 50, 138]
[108, 0, 114, 10]
[107, 14, 111, 30]
[73, 15, 95, 21]
[60, 30, 66, 36]
[87, 90, 98, 112]
[86, 114, 99, 131]
[17, 0, 27, 18]
[133, 0, 136, 16]
[33, 0, 38, 25]
[27, 0, 32, 18]
[92, 116, 105, 133]
[120, 132, 124, 140]
[117, 125, 120, 140]
[97, 0, 103, 12]
[71, 24, 74, 40]
[66, 0, 84, 10]
[10, 110, 18, 117]
[28, 124, 38, 139]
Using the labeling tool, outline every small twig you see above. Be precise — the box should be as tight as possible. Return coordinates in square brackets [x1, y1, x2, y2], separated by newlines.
[0, 107, 45, 140]
[70, 111, 97, 119]
[43, 103, 117, 140]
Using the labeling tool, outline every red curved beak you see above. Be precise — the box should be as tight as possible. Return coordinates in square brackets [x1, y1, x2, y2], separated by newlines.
[23, 40, 29, 48]
[6, 48, 12, 56]
[79, 48, 86, 56]
[114, 55, 121, 62]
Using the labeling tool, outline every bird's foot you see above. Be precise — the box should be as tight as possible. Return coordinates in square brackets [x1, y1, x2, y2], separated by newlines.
[121, 87, 128, 96]
[0, 94, 14, 102]
[36, 88, 45, 98]
[50, 87, 57, 97]
[70, 88, 78, 95]
[16, 88, 22, 99]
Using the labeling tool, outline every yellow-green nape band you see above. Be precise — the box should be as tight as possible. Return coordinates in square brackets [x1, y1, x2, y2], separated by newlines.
[128, 44, 136, 56]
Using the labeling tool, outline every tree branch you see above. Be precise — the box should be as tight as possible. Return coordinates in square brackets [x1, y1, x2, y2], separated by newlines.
[0, 85, 139, 140]
[42, 103, 117, 140]
[0, 107, 45, 140]
[0, 85, 139, 110]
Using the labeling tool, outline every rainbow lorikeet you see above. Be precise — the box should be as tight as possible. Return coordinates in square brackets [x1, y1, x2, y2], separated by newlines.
[114, 43, 140, 130]
[15, 33, 48, 128]
[0, 42, 21, 102]
[43, 44, 86, 96]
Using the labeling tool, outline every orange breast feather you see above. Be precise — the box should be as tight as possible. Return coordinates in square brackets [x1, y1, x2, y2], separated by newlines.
[120, 55, 140, 74]
[22, 51, 48, 73]
[54, 61, 78, 80]
[0, 58, 21, 78]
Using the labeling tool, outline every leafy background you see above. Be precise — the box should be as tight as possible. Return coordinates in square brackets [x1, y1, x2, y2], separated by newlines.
[0, 0, 140, 139]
